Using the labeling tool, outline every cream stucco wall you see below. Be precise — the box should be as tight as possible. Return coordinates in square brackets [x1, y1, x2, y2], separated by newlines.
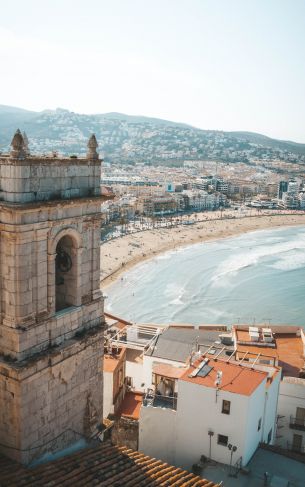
[276, 377, 305, 450]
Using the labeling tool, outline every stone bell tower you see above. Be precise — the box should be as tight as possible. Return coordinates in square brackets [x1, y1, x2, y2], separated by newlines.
[0, 131, 107, 464]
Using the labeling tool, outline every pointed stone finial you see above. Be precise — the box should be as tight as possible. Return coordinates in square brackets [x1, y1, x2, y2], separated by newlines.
[10, 129, 26, 159]
[87, 134, 99, 160]
[22, 131, 30, 155]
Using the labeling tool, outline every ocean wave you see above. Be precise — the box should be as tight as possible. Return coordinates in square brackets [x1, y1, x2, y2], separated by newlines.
[211, 235, 305, 285]
[164, 282, 186, 300]
[271, 250, 305, 271]
[106, 226, 305, 326]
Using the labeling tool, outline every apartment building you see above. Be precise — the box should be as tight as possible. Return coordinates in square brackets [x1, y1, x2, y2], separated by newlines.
[139, 354, 280, 469]
[232, 325, 305, 454]
[104, 321, 281, 470]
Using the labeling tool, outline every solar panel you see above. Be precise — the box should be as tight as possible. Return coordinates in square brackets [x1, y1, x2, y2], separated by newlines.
[197, 364, 213, 378]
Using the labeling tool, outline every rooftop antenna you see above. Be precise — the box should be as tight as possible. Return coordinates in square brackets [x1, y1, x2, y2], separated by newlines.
[215, 370, 223, 403]
[215, 370, 223, 388]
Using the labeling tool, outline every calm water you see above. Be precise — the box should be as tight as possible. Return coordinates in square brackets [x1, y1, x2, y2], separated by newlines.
[105, 226, 305, 327]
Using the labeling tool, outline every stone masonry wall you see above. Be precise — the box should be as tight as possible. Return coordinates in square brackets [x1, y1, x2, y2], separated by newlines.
[111, 417, 139, 451]
[0, 327, 103, 464]
[0, 201, 103, 360]
[0, 142, 108, 464]
[0, 158, 101, 203]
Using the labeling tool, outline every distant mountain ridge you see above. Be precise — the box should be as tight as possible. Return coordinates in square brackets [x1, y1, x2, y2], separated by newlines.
[100, 112, 192, 129]
[0, 105, 305, 163]
[228, 130, 305, 154]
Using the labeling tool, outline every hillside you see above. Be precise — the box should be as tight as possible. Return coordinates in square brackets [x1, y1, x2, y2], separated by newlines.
[0, 105, 304, 165]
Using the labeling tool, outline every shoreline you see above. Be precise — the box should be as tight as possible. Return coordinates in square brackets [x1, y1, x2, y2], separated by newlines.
[100, 212, 305, 290]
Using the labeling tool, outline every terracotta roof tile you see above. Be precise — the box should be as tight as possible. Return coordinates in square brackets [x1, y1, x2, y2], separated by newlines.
[0, 441, 220, 486]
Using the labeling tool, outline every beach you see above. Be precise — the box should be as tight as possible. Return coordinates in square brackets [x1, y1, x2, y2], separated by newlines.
[100, 211, 305, 289]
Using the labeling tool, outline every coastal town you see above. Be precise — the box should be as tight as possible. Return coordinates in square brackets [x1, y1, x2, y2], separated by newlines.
[0, 130, 304, 487]
[2, 0, 305, 484]
[99, 147, 305, 235]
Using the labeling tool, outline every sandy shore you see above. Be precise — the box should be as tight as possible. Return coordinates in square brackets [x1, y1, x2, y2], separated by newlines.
[100, 212, 305, 290]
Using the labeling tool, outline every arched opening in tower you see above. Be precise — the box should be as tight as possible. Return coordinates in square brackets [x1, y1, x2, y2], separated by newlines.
[55, 235, 77, 312]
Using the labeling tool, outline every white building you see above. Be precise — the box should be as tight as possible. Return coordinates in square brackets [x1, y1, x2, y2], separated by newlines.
[139, 356, 280, 470]
[233, 325, 305, 455]
[278, 377, 305, 453]
[298, 192, 305, 209]
[287, 180, 299, 196]
[105, 319, 305, 464]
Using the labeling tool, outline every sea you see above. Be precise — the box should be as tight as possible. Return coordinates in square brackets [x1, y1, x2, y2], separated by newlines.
[105, 225, 305, 328]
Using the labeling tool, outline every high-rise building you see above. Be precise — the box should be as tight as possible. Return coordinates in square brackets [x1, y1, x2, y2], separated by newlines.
[287, 180, 299, 196]
[278, 181, 288, 199]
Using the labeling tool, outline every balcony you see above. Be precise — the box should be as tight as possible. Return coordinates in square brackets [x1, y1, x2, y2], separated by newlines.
[142, 390, 177, 411]
[289, 416, 305, 431]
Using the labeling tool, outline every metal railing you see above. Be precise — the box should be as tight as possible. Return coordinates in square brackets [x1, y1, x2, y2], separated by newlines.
[143, 390, 177, 410]
[289, 415, 305, 431]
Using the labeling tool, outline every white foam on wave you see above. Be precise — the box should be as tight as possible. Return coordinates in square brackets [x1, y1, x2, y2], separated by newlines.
[155, 252, 175, 261]
[170, 297, 184, 305]
[211, 234, 305, 286]
[165, 282, 185, 301]
[271, 250, 305, 271]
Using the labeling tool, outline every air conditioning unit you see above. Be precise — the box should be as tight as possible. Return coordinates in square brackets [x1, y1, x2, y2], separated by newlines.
[262, 328, 273, 343]
[219, 333, 233, 345]
[249, 326, 259, 342]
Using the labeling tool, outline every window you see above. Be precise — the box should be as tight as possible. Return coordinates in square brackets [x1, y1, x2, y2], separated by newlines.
[217, 434, 228, 446]
[258, 418, 262, 431]
[292, 434, 303, 452]
[222, 400, 231, 415]
[267, 428, 272, 444]
[295, 407, 305, 426]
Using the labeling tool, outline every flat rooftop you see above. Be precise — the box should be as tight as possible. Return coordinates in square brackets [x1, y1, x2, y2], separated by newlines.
[234, 325, 305, 378]
[180, 357, 268, 396]
[153, 362, 187, 380]
[103, 347, 125, 373]
[117, 392, 143, 420]
[145, 327, 233, 363]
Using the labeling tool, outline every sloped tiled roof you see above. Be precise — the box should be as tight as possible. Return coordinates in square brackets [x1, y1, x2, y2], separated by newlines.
[0, 441, 220, 487]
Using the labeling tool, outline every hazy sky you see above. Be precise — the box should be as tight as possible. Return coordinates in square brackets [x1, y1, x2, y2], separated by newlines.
[1, 0, 305, 142]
